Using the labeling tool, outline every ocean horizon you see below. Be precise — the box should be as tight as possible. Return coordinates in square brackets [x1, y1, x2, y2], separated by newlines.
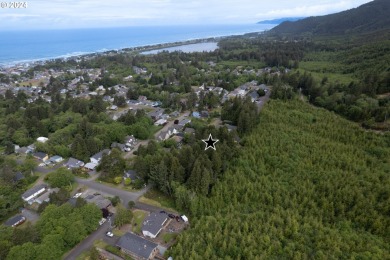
[0, 24, 274, 67]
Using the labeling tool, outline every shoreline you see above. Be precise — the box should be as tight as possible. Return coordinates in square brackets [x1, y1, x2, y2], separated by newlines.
[0, 29, 267, 70]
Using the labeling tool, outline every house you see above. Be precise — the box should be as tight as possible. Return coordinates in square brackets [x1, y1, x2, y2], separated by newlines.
[154, 119, 167, 126]
[184, 127, 195, 135]
[35, 188, 60, 204]
[109, 105, 118, 111]
[151, 101, 162, 107]
[169, 135, 183, 145]
[178, 118, 191, 126]
[13, 172, 25, 182]
[247, 91, 259, 102]
[49, 155, 63, 163]
[15, 146, 29, 154]
[167, 125, 183, 136]
[27, 144, 36, 153]
[124, 170, 139, 180]
[22, 184, 47, 204]
[4, 215, 26, 227]
[170, 111, 180, 117]
[65, 158, 84, 169]
[192, 111, 201, 118]
[84, 162, 98, 170]
[148, 109, 164, 121]
[156, 131, 170, 142]
[200, 110, 209, 118]
[116, 232, 159, 260]
[84, 193, 111, 209]
[90, 149, 110, 164]
[124, 135, 137, 145]
[142, 212, 169, 238]
[36, 137, 49, 143]
[111, 142, 126, 152]
[33, 152, 49, 161]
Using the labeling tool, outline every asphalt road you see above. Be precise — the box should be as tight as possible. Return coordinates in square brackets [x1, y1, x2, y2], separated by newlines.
[75, 177, 151, 208]
[63, 216, 117, 260]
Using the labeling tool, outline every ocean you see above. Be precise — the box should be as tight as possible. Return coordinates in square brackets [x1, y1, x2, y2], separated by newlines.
[0, 24, 274, 67]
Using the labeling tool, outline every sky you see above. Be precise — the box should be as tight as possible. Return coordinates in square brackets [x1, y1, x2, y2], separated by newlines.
[0, 0, 373, 30]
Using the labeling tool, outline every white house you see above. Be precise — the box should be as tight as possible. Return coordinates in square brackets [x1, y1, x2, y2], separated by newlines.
[37, 137, 49, 143]
[21, 184, 47, 204]
[90, 149, 110, 164]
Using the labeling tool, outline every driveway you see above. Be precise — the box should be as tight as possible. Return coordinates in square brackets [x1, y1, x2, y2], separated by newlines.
[21, 208, 40, 223]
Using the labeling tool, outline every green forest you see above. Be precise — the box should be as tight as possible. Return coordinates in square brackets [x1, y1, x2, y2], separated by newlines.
[168, 100, 390, 259]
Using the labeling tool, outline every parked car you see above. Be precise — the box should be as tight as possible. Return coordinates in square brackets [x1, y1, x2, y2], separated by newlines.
[168, 214, 175, 219]
[175, 216, 181, 222]
[99, 218, 106, 225]
[160, 210, 166, 214]
[106, 231, 113, 237]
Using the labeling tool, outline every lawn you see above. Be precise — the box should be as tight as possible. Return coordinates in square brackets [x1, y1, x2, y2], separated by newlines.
[296, 68, 355, 85]
[139, 189, 177, 212]
[76, 251, 91, 260]
[93, 239, 108, 249]
[161, 232, 178, 244]
[132, 210, 147, 234]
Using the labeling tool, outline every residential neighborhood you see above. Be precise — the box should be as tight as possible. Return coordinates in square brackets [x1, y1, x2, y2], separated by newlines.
[0, 46, 271, 260]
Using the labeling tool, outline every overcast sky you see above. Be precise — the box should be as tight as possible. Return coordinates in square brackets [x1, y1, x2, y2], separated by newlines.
[0, 0, 373, 30]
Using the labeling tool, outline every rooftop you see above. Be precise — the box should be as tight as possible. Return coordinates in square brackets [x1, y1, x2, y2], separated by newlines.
[142, 212, 168, 236]
[116, 232, 158, 259]
[22, 184, 47, 200]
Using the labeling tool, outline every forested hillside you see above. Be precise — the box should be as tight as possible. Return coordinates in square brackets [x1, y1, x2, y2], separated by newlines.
[169, 100, 390, 259]
[271, 0, 390, 35]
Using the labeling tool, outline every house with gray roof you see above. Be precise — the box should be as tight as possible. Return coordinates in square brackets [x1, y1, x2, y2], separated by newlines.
[142, 212, 168, 238]
[49, 155, 64, 163]
[116, 232, 159, 260]
[84, 193, 111, 209]
[124, 170, 139, 180]
[178, 118, 191, 126]
[90, 149, 110, 164]
[4, 215, 26, 227]
[33, 152, 48, 161]
[22, 184, 47, 204]
[111, 142, 126, 152]
[65, 157, 84, 169]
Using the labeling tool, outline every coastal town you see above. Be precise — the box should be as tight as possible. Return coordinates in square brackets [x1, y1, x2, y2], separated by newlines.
[0, 46, 273, 259]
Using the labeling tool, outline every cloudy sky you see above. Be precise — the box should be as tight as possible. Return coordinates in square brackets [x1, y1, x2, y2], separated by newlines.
[0, 0, 373, 30]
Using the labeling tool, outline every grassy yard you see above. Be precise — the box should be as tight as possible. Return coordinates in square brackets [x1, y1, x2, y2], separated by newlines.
[132, 210, 147, 234]
[139, 189, 177, 212]
[161, 232, 178, 244]
[112, 228, 126, 237]
[95, 180, 136, 192]
[93, 239, 108, 249]
[76, 251, 91, 260]
[296, 68, 354, 85]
